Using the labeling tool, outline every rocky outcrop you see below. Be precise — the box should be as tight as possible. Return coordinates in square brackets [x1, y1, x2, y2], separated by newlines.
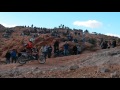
[0, 24, 5, 32]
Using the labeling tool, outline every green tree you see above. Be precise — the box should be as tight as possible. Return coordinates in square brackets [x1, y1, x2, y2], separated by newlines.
[31, 24, 33, 28]
[84, 29, 89, 33]
[59, 26, 61, 28]
[62, 25, 64, 29]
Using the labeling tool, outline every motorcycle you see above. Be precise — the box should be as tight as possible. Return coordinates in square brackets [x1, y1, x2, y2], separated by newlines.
[18, 52, 46, 65]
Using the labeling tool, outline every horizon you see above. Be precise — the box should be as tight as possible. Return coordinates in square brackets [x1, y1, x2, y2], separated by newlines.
[0, 12, 120, 38]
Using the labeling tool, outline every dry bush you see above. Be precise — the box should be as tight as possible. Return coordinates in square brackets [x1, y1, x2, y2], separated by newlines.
[117, 38, 120, 46]
[0, 52, 2, 57]
[88, 38, 97, 46]
[8, 43, 14, 49]
[0, 48, 2, 53]
[19, 38, 25, 44]
[3, 46, 8, 51]
[0, 48, 2, 51]
[3, 41, 16, 50]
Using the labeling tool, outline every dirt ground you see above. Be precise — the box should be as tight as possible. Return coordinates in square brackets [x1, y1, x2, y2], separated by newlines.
[0, 47, 120, 78]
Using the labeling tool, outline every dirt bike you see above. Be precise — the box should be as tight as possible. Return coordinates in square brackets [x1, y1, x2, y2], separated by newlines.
[18, 52, 46, 65]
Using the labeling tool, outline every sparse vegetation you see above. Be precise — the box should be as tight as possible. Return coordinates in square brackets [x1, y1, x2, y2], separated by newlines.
[117, 38, 120, 43]
[62, 32, 67, 36]
[86, 39, 98, 51]
[84, 29, 89, 33]
[0, 48, 2, 52]
[0, 52, 2, 57]
[15, 34, 19, 36]
[88, 38, 97, 46]
[20, 39, 24, 44]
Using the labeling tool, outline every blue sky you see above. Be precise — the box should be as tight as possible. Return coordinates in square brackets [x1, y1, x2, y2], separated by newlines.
[0, 12, 120, 37]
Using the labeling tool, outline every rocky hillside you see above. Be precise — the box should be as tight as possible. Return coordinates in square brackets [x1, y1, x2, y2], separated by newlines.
[0, 24, 119, 58]
[0, 24, 120, 78]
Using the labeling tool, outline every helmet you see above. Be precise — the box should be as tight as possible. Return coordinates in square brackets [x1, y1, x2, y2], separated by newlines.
[29, 39, 32, 42]
[29, 38, 34, 42]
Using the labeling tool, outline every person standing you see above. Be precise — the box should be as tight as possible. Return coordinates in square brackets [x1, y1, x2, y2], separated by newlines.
[11, 49, 17, 63]
[112, 39, 116, 48]
[54, 40, 59, 54]
[107, 41, 111, 49]
[5, 50, 11, 64]
[40, 45, 48, 59]
[77, 45, 81, 54]
[35, 46, 39, 60]
[63, 41, 69, 56]
[73, 45, 77, 55]
[48, 45, 52, 58]
[82, 31, 85, 50]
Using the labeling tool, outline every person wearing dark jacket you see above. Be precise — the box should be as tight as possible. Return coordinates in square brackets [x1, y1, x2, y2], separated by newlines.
[112, 39, 116, 48]
[54, 40, 59, 53]
[101, 41, 108, 49]
[107, 41, 111, 49]
[5, 50, 11, 64]
[48, 45, 52, 58]
[32, 47, 39, 60]
[73, 45, 77, 55]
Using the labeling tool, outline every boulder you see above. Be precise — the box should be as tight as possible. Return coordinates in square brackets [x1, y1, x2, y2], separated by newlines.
[98, 67, 110, 73]
[70, 64, 79, 70]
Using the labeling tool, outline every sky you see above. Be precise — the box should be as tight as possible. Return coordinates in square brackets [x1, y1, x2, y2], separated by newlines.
[0, 12, 120, 37]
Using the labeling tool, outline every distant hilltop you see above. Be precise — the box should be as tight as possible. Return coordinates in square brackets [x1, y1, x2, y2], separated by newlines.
[0, 23, 119, 38]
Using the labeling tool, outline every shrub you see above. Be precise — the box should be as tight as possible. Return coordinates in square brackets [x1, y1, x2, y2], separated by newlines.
[0, 48, 2, 52]
[84, 29, 89, 33]
[0, 52, 2, 56]
[62, 32, 67, 37]
[117, 38, 120, 43]
[20, 39, 24, 45]
[9, 45, 13, 49]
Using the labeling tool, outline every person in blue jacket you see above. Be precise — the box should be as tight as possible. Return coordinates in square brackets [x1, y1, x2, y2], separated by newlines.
[11, 49, 17, 63]
[63, 41, 69, 56]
